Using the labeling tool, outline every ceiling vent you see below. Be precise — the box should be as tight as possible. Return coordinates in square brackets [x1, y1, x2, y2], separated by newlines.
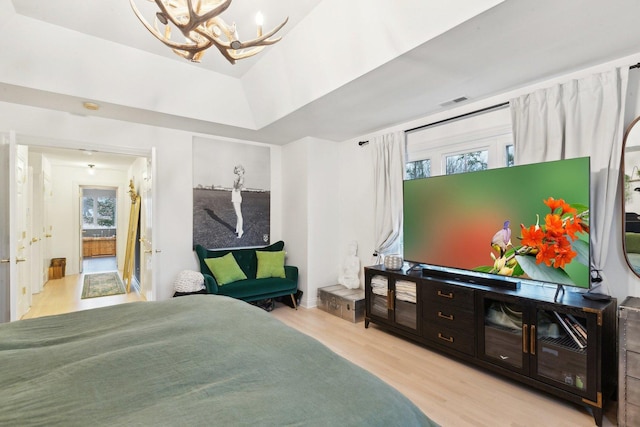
[440, 96, 469, 107]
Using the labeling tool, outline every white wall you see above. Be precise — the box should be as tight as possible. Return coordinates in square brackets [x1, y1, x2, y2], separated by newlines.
[307, 139, 340, 305]
[337, 140, 376, 275]
[337, 52, 640, 304]
[282, 139, 309, 303]
[281, 137, 340, 307]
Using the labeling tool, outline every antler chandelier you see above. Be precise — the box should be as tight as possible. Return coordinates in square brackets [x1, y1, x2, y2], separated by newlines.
[129, 0, 288, 64]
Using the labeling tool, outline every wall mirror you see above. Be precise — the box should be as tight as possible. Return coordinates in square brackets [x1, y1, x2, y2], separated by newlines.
[623, 116, 640, 276]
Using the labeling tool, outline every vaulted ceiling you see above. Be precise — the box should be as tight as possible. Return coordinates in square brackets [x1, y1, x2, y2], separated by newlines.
[3, 0, 640, 146]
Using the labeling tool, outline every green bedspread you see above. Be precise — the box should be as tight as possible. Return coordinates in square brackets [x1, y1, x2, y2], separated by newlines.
[0, 295, 436, 426]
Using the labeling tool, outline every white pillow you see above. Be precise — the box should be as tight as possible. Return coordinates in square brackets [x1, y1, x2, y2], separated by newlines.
[173, 270, 206, 293]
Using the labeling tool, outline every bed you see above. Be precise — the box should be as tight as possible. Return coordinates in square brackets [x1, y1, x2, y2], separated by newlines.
[0, 295, 436, 426]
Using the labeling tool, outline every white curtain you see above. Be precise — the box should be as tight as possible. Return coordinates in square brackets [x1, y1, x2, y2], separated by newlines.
[510, 67, 629, 292]
[371, 131, 405, 264]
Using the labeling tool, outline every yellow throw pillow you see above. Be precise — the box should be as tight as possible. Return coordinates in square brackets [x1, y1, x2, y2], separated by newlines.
[256, 250, 286, 279]
[204, 253, 247, 286]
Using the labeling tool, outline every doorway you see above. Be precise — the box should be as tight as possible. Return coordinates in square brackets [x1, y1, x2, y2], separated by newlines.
[80, 187, 118, 274]
[5, 143, 155, 321]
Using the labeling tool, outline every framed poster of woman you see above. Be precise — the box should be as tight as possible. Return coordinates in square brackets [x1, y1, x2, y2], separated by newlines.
[192, 137, 271, 249]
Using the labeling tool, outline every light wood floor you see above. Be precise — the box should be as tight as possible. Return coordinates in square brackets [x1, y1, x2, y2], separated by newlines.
[22, 278, 615, 426]
[21, 268, 144, 320]
[273, 306, 617, 427]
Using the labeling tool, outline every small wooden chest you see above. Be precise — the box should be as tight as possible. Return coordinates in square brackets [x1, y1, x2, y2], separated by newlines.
[317, 284, 365, 323]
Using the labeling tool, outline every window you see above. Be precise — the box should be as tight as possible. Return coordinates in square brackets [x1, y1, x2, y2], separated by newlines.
[445, 150, 488, 174]
[506, 144, 514, 167]
[405, 106, 513, 179]
[405, 159, 431, 180]
[82, 189, 116, 228]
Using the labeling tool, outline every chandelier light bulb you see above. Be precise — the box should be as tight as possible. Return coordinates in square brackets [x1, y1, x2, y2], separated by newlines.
[255, 11, 264, 37]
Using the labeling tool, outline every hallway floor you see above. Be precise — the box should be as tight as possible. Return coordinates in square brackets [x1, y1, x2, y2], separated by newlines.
[22, 257, 144, 320]
[82, 255, 118, 273]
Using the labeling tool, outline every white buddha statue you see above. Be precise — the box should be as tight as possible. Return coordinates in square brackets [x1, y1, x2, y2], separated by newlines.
[338, 241, 361, 289]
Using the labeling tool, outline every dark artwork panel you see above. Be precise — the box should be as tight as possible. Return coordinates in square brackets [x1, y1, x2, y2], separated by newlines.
[193, 188, 270, 249]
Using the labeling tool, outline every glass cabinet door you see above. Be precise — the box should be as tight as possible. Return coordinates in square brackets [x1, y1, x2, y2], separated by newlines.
[367, 275, 418, 332]
[534, 308, 592, 397]
[369, 274, 390, 319]
[393, 280, 417, 330]
[481, 296, 528, 372]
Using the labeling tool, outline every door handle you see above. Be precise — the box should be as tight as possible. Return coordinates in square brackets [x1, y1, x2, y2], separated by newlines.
[0, 259, 9, 264]
[16, 257, 27, 263]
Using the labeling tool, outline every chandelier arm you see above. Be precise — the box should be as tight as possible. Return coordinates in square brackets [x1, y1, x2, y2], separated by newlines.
[150, 0, 192, 32]
[228, 46, 265, 61]
[131, 0, 209, 51]
[154, 18, 213, 50]
[197, 16, 288, 50]
[130, 0, 165, 38]
[212, 44, 239, 64]
[203, 17, 237, 45]
[145, 0, 231, 38]
[172, 48, 207, 62]
[235, 17, 289, 48]
[185, 0, 232, 31]
[170, 0, 232, 34]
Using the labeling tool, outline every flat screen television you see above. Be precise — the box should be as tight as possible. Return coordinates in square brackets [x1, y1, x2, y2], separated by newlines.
[403, 157, 591, 289]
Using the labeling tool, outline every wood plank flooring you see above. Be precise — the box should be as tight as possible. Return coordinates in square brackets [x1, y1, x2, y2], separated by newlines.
[272, 305, 616, 427]
[21, 265, 144, 320]
[22, 278, 615, 426]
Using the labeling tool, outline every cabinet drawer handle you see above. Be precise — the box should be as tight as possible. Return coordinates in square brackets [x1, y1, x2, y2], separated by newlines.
[522, 323, 528, 354]
[437, 290, 454, 299]
[438, 333, 454, 343]
[438, 311, 454, 321]
[530, 325, 536, 355]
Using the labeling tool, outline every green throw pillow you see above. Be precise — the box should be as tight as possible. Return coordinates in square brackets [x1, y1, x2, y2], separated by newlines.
[256, 250, 286, 279]
[204, 253, 247, 286]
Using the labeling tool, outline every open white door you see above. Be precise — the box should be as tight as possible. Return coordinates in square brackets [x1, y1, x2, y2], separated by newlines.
[0, 132, 17, 322]
[14, 145, 30, 319]
[140, 148, 157, 301]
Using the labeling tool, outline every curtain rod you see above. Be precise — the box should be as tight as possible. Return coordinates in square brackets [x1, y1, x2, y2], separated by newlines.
[404, 102, 510, 135]
[375, 63, 639, 144]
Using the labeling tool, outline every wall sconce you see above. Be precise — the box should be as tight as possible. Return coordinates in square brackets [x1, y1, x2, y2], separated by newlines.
[87, 164, 96, 175]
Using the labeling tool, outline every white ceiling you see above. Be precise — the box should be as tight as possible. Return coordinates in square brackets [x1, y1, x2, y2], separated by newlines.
[28, 144, 141, 170]
[4, 0, 640, 152]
